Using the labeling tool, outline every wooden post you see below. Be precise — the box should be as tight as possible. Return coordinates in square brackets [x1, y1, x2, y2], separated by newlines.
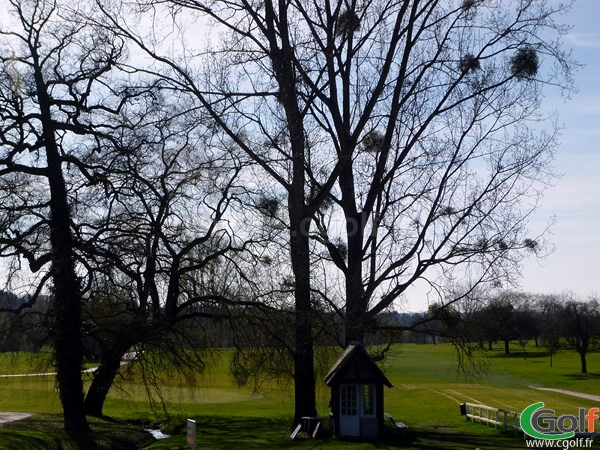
[187, 419, 197, 450]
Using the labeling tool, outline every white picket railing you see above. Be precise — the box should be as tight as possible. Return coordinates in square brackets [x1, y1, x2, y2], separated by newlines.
[461, 402, 598, 443]
[461, 402, 522, 434]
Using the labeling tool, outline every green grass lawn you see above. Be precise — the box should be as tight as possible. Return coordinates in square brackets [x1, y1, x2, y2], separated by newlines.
[1, 343, 599, 449]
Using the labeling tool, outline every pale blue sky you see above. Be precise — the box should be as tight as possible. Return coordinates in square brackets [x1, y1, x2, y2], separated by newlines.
[520, 0, 600, 300]
[403, 0, 600, 311]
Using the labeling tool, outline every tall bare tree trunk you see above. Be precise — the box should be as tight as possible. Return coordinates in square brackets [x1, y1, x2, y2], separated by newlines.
[33, 53, 93, 446]
[264, 0, 317, 422]
[85, 337, 135, 417]
[290, 211, 317, 423]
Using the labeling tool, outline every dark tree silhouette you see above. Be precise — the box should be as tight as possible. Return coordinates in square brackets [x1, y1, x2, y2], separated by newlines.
[0, 0, 127, 442]
[559, 296, 600, 374]
[74, 93, 251, 416]
[91, 0, 574, 421]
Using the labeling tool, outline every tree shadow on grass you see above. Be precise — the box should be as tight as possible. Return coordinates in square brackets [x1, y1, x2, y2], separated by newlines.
[1, 413, 154, 450]
[396, 429, 521, 449]
[143, 416, 523, 449]
[142, 415, 295, 449]
[491, 351, 550, 359]
[334, 430, 419, 448]
[0, 431, 64, 450]
[194, 415, 295, 447]
[563, 372, 600, 381]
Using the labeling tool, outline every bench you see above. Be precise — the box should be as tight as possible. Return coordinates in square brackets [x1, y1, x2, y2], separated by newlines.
[291, 416, 324, 440]
[384, 413, 408, 434]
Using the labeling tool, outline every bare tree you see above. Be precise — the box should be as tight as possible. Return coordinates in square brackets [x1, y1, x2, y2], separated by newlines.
[558, 295, 600, 374]
[90, 0, 344, 420]
[69, 86, 255, 416]
[293, 0, 574, 345]
[0, 0, 132, 442]
[1, 0, 266, 425]
[538, 294, 563, 368]
[91, 0, 574, 421]
[480, 293, 517, 353]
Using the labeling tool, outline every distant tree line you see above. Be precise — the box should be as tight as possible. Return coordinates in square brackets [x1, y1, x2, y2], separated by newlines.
[0, 291, 49, 352]
[4, 287, 597, 376]
[397, 291, 599, 374]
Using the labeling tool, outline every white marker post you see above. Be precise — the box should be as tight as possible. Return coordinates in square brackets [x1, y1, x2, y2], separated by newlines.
[187, 419, 197, 450]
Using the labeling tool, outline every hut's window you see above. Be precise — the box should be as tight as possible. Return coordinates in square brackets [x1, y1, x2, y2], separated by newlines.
[362, 384, 375, 416]
[341, 385, 358, 415]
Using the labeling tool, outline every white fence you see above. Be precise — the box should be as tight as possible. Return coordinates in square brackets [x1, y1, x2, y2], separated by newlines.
[461, 402, 598, 443]
[461, 402, 522, 434]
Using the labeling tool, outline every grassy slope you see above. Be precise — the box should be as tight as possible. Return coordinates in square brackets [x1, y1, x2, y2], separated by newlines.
[1, 343, 599, 449]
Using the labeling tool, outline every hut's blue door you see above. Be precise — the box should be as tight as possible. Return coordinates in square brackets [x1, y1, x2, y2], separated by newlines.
[339, 384, 360, 436]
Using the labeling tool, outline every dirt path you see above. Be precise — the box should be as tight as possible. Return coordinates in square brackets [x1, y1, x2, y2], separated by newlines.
[0, 352, 138, 378]
[0, 367, 97, 378]
[0, 412, 32, 424]
[530, 385, 600, 402]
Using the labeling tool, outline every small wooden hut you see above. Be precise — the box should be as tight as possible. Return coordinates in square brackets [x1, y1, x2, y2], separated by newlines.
[324, 343, 393, 439]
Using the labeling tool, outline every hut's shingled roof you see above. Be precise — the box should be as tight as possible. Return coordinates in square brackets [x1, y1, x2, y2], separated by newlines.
[324, 343, 392, 387]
